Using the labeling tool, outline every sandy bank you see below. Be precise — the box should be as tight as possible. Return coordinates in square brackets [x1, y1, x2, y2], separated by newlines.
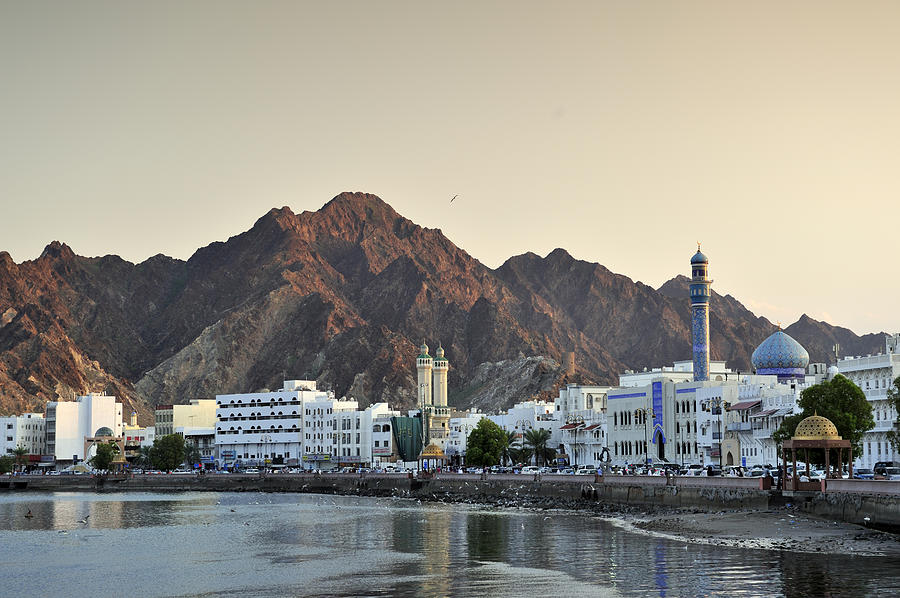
[625, 508, 900, 557]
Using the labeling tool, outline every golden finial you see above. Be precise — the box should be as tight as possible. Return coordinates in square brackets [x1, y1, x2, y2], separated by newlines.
[697, 242, 701, 252]
[776, 321, 782, 330]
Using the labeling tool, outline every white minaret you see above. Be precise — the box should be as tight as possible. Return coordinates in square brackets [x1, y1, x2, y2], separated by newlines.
[432, 344, 449, 408]
[416, 341, 433, 408]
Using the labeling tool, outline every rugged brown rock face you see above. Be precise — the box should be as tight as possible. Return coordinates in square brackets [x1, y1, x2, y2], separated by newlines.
[0, 193, 886, 422]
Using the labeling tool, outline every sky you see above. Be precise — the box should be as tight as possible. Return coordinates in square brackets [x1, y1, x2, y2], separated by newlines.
[1, 2, 898, 334]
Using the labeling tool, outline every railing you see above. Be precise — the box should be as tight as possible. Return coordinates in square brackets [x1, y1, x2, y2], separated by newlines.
[728, 422, 751, 432]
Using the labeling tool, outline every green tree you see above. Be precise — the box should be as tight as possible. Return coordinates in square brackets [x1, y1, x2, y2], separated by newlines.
[524, 428, 553, 466]
[774, 374, 874, 464]
[8, 445, 28, 472]
[88, 441, 119, 471]
[149, 434, 185, 472]
[886, 376, 900, 452]
[465, 418, 507, 467]
[0, 455, 14, 474]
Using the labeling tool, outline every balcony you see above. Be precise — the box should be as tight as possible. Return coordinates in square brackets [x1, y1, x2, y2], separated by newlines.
[728, 422, 751, 432]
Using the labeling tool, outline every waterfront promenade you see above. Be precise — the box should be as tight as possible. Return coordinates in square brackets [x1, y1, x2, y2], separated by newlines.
[5, 471, 900, 532]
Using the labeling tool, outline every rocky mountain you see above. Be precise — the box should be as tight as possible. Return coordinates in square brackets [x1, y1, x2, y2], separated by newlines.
[0, 192, 887, 421]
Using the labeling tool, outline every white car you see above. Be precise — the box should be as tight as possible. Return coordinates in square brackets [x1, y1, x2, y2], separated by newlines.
[575, 467, 598, 476]
[243, 468, 260, 474]
[520, 466, 540, 474]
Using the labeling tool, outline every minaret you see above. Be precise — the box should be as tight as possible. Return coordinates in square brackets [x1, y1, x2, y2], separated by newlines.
[130, 411, 138, 427]
[432, 344, 448, 409]
[431, 344, 451, 447]
[417, 341, 433, 407]
[690, 244, 711, 382]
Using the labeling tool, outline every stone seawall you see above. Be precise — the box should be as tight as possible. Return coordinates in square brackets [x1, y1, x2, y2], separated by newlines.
[5, 473, 899, 529]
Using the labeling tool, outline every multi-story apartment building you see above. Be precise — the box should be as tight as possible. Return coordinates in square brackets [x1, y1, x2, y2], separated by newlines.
[837, 334, 900, 468]
[0, 413, 45, 469]
[303, 396, 358, 470]
[215, 380, 327, 470]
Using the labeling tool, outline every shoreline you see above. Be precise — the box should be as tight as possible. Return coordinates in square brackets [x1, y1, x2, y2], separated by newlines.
[6, 473, 900, 555]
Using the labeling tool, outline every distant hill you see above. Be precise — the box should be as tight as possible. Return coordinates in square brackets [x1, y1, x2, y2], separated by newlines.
[0, 192, 886, 422]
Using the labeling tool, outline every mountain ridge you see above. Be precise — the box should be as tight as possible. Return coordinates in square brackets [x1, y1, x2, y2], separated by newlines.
[0, 192, 887, 422]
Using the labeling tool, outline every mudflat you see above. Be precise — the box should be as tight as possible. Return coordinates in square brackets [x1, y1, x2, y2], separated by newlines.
[628, 509, 900, 556]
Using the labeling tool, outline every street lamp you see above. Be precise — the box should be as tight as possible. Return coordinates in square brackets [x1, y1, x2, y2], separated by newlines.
[259, 433, 272, 470]
[633, 407, 655, 468]
[515, 419, 533, 462]
[566, 415, 584, 469]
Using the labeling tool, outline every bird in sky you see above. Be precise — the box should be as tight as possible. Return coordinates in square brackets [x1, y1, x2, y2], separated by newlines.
[450, 194, 458, 203]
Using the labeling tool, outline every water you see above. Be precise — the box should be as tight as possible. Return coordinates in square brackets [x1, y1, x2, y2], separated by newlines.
[0, 491, 897, 597]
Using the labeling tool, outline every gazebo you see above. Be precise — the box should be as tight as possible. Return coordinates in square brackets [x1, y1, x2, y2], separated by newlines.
[780, 413, 852, 491]
[418, 443, 447, 473]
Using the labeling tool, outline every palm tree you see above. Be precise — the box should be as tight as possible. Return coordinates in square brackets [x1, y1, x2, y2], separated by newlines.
[501, 430, 517, 466]
[8, 445, 28, 473]
[524, 428, 552, 466]
[134, 446, 154, 469]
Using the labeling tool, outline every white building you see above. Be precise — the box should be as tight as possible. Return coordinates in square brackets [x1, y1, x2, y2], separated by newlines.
[552, 385, 609, 469]
[1, 413, 45, 467]
[182, 427, 216, 469]
[216, 380, 327, 470]
[619, 360, 736, 388]
[372, 411, 399, 467]
[45, 393, 123, 467]
[302, 395, 358, 470]
[446, 411, 485, 464]
[837, 334, 900, 468]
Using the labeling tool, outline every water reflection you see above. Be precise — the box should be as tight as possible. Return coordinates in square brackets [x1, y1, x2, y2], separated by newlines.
[0, 491, 897, 598]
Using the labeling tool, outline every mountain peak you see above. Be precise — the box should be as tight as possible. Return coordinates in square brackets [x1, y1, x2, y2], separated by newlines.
[319, 192, 400, 225]
[39, 241, 75, 261]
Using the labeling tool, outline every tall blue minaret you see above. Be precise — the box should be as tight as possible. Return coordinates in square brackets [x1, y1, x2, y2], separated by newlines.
[690, 244, 711, 381]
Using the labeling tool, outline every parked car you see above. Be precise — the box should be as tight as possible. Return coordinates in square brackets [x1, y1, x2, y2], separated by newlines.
[243, 468, 260, 474]
[874, 461, 898, 476]
[520, 466, 540, 474]
[575, 467, 598, 476]
[854, 468, 875, 480]
[883, 467, 900, 480]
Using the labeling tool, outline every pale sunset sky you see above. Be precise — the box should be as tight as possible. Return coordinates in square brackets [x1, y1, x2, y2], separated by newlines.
[2, 2, 898, 333]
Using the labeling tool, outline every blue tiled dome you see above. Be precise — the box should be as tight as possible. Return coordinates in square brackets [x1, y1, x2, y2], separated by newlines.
[691, 250, 708, 264]
[752, 331, 809, 377]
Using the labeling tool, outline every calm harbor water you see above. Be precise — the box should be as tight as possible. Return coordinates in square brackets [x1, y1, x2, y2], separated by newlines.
[0, 491, 897, 598]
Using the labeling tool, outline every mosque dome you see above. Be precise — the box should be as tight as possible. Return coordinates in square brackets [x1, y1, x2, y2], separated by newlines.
[434, 344, 445, 360]
[94, 426, 114, 437]
[418, 341, 431, 359]
[691, 249, 708, 264]
[751, 331, 810, 379]
[792, 414, 841, 440]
